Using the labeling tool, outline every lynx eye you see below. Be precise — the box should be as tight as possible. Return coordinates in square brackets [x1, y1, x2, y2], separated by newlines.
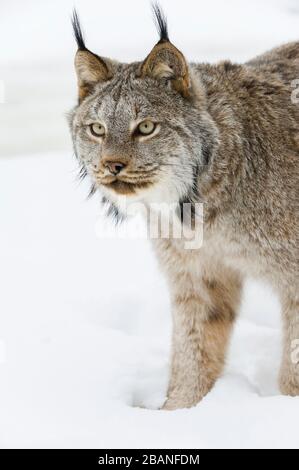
[137, 120, 156, 136]
[89, 123, 105, 137]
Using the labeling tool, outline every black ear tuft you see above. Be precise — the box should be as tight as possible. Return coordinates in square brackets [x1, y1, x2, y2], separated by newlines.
[152, 3, 169, 43]
[71, 9, 86, 50]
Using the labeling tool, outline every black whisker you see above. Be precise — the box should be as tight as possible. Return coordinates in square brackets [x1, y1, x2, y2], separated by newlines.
[88, 184, 97, 198]
[101, 196, 126, 225]
[78, 164, 87, 181]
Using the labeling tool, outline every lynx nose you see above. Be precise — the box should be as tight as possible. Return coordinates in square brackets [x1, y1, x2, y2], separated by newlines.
[104, 160, 126, 176]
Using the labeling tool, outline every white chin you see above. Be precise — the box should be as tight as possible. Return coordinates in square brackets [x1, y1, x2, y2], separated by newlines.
[100, 178, 181, 215]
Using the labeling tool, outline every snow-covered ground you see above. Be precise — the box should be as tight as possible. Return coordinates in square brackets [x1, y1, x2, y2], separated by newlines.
[1, 0, 299, 449]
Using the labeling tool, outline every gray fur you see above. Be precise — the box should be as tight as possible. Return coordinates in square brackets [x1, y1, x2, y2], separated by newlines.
[69, 11, 299, 409]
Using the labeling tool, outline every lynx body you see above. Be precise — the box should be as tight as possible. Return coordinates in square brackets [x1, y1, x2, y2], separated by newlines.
[69, 7, 299, 409]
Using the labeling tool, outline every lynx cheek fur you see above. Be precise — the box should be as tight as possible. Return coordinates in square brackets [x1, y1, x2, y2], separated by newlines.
[69, 6, 299, 410]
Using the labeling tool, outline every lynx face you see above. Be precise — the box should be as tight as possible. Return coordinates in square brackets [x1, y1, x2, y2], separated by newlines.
[69, 10, 216, 209]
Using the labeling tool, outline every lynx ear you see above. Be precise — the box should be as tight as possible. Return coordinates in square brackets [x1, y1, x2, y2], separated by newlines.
[140, 4, 190, 98]
[74, 50, 113, 101]
[140, 42, 190, 97]
[72, 10, 113, 102]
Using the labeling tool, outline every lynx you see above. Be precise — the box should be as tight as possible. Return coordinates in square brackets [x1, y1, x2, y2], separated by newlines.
[69, 5, 299, 409]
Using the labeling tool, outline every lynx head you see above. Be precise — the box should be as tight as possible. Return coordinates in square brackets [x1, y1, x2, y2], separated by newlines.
[69, 5, 216, 212]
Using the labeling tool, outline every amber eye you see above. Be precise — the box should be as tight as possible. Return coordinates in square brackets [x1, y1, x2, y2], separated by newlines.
[137, 120, 156, 136]
[89, 123, 105, 137]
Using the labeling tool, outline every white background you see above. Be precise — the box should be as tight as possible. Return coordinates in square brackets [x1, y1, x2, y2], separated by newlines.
[0, 0, 299, 449]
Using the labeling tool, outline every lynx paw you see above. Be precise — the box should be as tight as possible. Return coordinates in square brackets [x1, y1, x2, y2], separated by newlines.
[161, 393, 203, 411]
[280, 378, 299, 397]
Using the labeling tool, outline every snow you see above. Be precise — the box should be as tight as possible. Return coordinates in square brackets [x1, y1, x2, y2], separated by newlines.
[1, 0, 299, 450]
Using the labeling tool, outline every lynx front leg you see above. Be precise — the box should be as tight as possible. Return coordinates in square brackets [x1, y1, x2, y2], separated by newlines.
[279, 292, 299, 396]
[163, 268, 242, 410]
